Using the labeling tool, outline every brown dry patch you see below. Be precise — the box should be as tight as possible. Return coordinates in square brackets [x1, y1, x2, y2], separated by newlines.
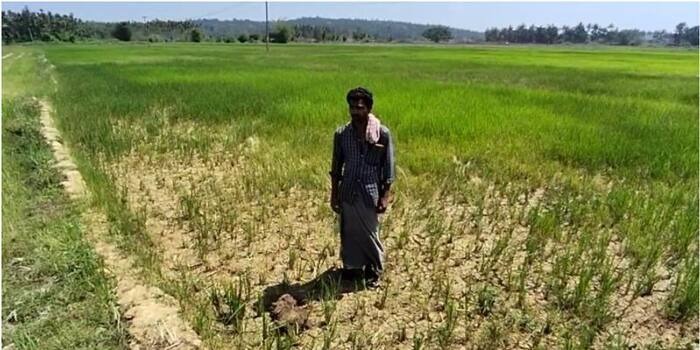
[84, 211, 202, 349]
[37, 99, 202, 349]
[601, 263, 697, 349]
[113, 151, 482, 347]
[106, 130, 697, 348]
[108, 142, 348, 347]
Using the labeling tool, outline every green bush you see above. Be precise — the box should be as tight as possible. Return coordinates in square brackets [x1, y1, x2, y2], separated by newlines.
[111, 22, 131, 41]
[190, 29, 202, 43]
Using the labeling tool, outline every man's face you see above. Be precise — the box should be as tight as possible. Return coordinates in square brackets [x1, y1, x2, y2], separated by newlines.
[349, 99, 370, 121]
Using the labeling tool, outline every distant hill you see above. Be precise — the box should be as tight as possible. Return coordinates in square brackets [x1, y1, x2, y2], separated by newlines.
[4, 8, 696, 46]
[194, 17, 484, 43]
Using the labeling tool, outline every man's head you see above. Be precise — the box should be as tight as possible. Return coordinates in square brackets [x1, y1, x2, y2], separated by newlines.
[346, 87, 373, 122]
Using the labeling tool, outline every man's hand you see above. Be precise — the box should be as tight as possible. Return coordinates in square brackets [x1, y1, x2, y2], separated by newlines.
[330, 180, 341, 214]
[330, 194, 341, 214]
[377, 193, 391, 213]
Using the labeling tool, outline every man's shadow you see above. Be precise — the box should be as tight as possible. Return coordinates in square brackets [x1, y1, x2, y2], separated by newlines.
[257, 267, 367, 313]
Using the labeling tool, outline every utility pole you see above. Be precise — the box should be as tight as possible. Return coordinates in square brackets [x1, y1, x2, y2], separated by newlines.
[265, 1, 269, 52]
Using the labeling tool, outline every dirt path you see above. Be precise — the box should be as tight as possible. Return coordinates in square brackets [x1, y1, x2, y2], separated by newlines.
[36, 98, 203, 349]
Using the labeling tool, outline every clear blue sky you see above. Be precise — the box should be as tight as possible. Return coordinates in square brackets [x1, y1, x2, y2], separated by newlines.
[2, 2, 698, 32]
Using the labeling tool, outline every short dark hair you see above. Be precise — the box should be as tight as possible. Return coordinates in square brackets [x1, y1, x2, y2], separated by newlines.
[346, 87, 373, 109]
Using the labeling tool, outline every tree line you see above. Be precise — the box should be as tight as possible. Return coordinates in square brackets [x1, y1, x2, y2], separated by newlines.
[0, 8, 475, 44]
[202, 21, 395, 44]
[2, 8, 89, 43]
[2, 8, 203, 43]
[2, 7, 698, 46]
[485, 22, 699, 46]
[202, 16, 481, 43]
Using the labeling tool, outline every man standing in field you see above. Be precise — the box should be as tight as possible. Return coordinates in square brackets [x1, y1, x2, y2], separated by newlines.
[330, 87, 395, 288]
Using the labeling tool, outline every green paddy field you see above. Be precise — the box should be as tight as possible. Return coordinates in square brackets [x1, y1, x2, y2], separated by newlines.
[3, 42, 698, 349]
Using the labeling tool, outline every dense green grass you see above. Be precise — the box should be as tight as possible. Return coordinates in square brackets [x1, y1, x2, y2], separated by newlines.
[45, 43, 697, 183]
[2, 46, 126, 349]
[1, 94, 127, 348]
[21, 42, 699, 348]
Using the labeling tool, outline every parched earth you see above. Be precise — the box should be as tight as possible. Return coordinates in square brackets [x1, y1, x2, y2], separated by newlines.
[37, 99, 202, 349]
[104, 116, 698, 349]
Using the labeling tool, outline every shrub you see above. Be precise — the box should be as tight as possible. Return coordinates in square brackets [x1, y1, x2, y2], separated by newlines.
[190, 29, 202, 43]
[112, 22, 131, 41]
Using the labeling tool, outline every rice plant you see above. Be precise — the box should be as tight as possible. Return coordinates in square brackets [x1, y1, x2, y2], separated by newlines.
[23, 42, 698, 349]
[210, 276, 250, 333]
